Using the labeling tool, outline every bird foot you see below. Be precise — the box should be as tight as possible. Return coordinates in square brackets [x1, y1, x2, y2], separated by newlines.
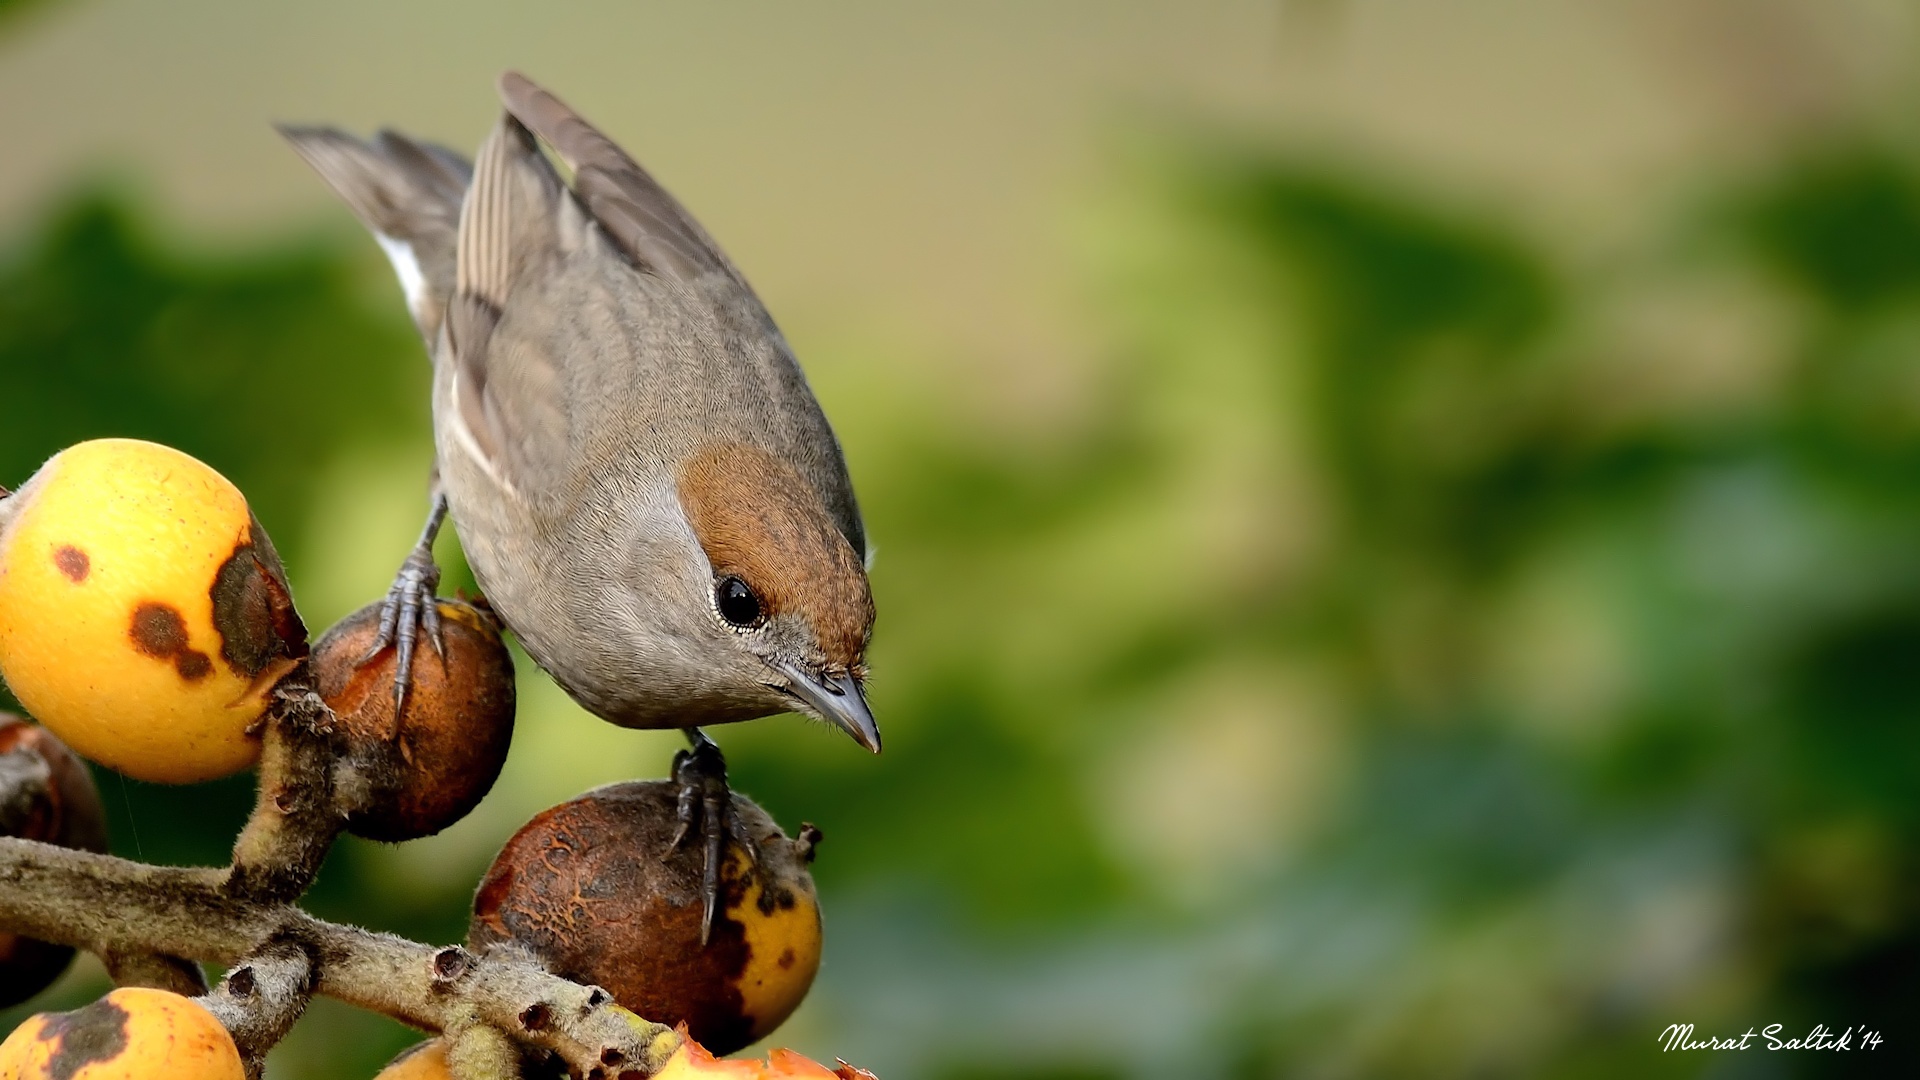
[668, 737, 758, 945]
[358, 543, 444, 715]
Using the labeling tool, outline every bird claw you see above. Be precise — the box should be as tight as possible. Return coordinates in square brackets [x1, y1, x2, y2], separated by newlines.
[668, 739, 757, 946]
[359, 544, 444, 715]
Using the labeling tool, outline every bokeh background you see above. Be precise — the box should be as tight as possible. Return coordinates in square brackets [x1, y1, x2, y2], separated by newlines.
[1, 1, 1916, 1076]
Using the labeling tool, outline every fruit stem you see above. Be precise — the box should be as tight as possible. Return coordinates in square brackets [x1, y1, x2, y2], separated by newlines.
[223, 671, 347, 904]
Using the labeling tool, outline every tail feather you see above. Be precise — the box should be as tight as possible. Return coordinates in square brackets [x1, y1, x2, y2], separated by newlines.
[278, 125, 471, 346]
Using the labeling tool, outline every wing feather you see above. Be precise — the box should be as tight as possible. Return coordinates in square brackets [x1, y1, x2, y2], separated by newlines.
[496, 70, 739, 285]
[445, 112, 573, 495]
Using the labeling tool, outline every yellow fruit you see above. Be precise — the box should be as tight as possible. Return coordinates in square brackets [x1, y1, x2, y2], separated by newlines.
[652, 1039, 879, 1079]
[0, 439, 306, 783]
[0, 986, 245, 1079]
[372, 1039, 452, 1079]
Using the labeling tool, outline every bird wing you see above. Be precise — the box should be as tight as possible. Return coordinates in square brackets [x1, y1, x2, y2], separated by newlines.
[496, 70, 744, 288]
[440, 73, 867, 554]
[490, 72, 868, 555]
[278, 126, 470, 347]
[443, 111, 575, 498]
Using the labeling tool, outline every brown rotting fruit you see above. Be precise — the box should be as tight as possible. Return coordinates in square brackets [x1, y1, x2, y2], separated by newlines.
[0, 713, 109, 1008]
[469, 780, 823, 1054]
[312, 598, 516, 842]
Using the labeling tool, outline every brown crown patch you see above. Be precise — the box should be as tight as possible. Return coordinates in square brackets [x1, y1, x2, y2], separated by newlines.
[676, 442, 872, 667]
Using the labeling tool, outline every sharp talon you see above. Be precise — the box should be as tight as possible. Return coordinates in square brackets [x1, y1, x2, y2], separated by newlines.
[700, 857, 719, 945]
[391, 641, 414, 714]
[420, 597, 446, 662]
[731, 819, 760, 867]
[667, 732, 755, 946]
[360, 536, 443, 719]
[670, 799, 697, 854]
[356, 639, 389, 667]
[699, 787, 725, 946]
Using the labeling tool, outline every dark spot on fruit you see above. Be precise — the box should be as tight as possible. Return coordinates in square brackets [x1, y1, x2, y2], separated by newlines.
[42, 996, 129, 1080]
[129, 603, 188, 659]
[755, 881, 798, 916]
[210, 516, 307, 680]
[52, 546, 89, 583]
[128, 604, 218, 683]
[777, 948, 796, 970]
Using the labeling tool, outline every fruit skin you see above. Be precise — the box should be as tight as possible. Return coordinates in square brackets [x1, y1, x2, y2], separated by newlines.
[470, 781, 822, 1055]
[0, 440, 306, 784]
[0, 986, 245, 1079]
[372, 1039, 452, 1079]
[0, 715, 109, 1008]
[652, 1037, 881, 1079]
[312, 598, 515, 842]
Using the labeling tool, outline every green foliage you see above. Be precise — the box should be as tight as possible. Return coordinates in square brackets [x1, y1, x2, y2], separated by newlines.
[2, 126, 1917, 1077]
[0, 0, 52, 30]
[0, 194, 424, 551]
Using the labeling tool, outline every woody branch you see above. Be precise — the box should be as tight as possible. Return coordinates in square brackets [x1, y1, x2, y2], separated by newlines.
[0, 666, 683, 1080]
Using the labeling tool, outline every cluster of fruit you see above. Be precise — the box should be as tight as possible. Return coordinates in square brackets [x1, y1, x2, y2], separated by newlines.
[0, 440, 869, 1079]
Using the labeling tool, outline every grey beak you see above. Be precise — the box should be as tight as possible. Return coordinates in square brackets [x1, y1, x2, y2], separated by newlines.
[775, 661, 881, 754]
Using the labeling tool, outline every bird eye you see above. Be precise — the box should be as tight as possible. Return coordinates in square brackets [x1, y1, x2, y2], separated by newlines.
[715, 576, 763, 628]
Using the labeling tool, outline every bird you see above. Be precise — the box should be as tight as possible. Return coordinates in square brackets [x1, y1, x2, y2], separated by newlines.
[279, 72, 879, 936]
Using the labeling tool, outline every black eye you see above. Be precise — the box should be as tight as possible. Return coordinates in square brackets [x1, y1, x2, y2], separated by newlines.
[716, 576, 763, 627]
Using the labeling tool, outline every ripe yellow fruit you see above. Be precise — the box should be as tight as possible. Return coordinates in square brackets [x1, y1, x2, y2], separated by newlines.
[651, 1040, 879, 1079]
[372, 1039, 452, 1079]
[0, 986, 245, 1079]
[0, 439, 306, 783]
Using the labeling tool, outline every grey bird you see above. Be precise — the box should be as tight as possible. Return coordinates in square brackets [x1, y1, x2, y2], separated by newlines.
[279, 72, 878, 933]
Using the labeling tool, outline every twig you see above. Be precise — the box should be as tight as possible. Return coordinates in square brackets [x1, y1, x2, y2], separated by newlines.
[199, 936, 314, 1079]
[1, 743, 207, 995]
[0, 664, 686, 1078]
[0, 838, 681, 1076]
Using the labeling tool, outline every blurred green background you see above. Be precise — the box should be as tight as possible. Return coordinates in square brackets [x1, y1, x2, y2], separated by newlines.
[1, 1, 1917, 1076]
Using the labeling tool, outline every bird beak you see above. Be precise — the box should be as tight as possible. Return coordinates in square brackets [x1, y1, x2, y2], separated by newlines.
[774, 661, 881, 754]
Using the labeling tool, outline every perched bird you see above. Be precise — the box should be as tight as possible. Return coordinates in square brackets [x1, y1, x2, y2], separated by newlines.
[280, 73, 878, 934]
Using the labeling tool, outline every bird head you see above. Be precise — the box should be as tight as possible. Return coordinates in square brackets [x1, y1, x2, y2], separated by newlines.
[674, 442, 879, 752]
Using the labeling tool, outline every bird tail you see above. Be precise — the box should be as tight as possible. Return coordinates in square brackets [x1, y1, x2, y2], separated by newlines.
[278, 125, 472, 348]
